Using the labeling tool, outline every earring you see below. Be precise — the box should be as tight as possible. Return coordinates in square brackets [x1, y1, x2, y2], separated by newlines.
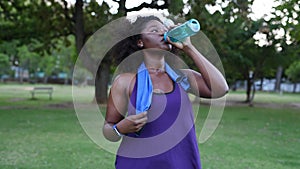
[168, 44, 172, 51]
[138, 43, 144, 48]
[138, 40, 144, 48]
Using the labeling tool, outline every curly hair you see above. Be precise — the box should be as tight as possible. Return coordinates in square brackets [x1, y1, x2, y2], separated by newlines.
[110, 15, 183, 73]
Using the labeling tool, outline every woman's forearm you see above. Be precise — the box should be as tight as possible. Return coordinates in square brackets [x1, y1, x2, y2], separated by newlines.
[183, 44, 229, 98]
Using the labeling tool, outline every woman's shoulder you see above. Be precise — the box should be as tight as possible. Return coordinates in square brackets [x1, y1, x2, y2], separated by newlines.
[111, 73, 136, 96]
[113, 73, 136, 84]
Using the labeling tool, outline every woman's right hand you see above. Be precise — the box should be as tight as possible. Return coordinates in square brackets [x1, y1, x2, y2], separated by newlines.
[116, 112, 148, 134]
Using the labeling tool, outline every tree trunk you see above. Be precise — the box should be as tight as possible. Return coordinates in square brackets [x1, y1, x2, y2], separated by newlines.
[95, 63, 110, 104]
[94, 0, 128, 104]
[119, 0, 126, 15]
[246, 77, 252, 103]
[74, 0, 103, 103]
[75, 0, 84, 54]
[249, 82, 256, 106]
[293, 83, 297, 93]
[259, 77, 263, 91]
[274, 66, 283, 92]
[75, 0, 96, 74]
[246, 76, 256, 106]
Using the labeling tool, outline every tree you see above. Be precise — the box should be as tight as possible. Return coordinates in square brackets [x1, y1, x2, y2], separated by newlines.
[1, 0, 189, 102]
[188, 0, 263, 103]
[286, 60, 300, 93]
[53, 35, 77, 84]
[267, 0, 300, 92]
[185, 0, 300, 103]
[0, 0, 72, 51]
[16, 43, 40, 83]
[0, 40, 20, 82]
[36, 36, 76, 84]
[72, 0, 117, 103]
[0, 52, 10, 81]
[0, 0, 75, 84]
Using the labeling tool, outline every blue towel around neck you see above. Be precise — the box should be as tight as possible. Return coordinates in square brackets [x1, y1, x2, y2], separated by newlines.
[136, 62, 191, 115]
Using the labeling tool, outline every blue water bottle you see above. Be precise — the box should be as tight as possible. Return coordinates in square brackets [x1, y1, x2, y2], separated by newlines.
[164, 19, 201, 42]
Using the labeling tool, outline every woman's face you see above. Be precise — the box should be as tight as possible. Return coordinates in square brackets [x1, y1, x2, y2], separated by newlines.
[140, 20, 170, 51]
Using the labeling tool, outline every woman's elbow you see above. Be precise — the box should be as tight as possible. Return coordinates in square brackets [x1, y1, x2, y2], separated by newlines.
[212, 84, 229, 98]
[102, 124, 122, 142]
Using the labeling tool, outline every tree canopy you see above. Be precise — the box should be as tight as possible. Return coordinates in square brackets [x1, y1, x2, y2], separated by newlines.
[1, 0, 299, 102]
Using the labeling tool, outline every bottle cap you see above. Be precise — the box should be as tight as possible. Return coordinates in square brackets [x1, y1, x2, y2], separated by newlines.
[188, 19, 200, 32]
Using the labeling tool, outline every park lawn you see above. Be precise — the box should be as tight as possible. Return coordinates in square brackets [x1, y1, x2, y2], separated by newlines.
[226, 90, 300, 104]
[0, 108, 115, 169]
[0, 84, 300, 168]
[0, 105, 299, 169]
[0, 83, 94, 107]
[197, 106, 300, 169]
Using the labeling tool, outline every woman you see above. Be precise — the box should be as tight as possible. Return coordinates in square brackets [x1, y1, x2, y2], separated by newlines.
[103, 15, 228, 169]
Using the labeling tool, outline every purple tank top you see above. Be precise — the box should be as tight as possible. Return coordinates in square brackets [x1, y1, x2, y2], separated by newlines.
[115, 82, 202, 169]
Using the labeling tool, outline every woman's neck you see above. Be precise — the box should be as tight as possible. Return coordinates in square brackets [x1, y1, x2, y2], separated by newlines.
[143, 49, 165, 70]
[144, 56, 165, 70]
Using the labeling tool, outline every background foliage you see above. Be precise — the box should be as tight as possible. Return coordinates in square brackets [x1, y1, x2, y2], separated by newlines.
[0, 0, 299, 103]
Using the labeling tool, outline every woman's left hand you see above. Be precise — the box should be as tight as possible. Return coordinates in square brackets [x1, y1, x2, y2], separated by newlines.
[167, 36, 192, 50]
[164, 23, 192, 50]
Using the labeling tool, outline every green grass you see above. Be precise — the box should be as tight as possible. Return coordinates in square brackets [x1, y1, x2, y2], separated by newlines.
[0, 108, 114, 169]
[227, 90, 300, 104]
[197, 106, 300, 169]
[0, 83, 94, 107]
[0, 84, 300, 169]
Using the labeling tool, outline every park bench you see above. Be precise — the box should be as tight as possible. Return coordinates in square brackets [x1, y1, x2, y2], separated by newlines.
[30, 87, 53, 100]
